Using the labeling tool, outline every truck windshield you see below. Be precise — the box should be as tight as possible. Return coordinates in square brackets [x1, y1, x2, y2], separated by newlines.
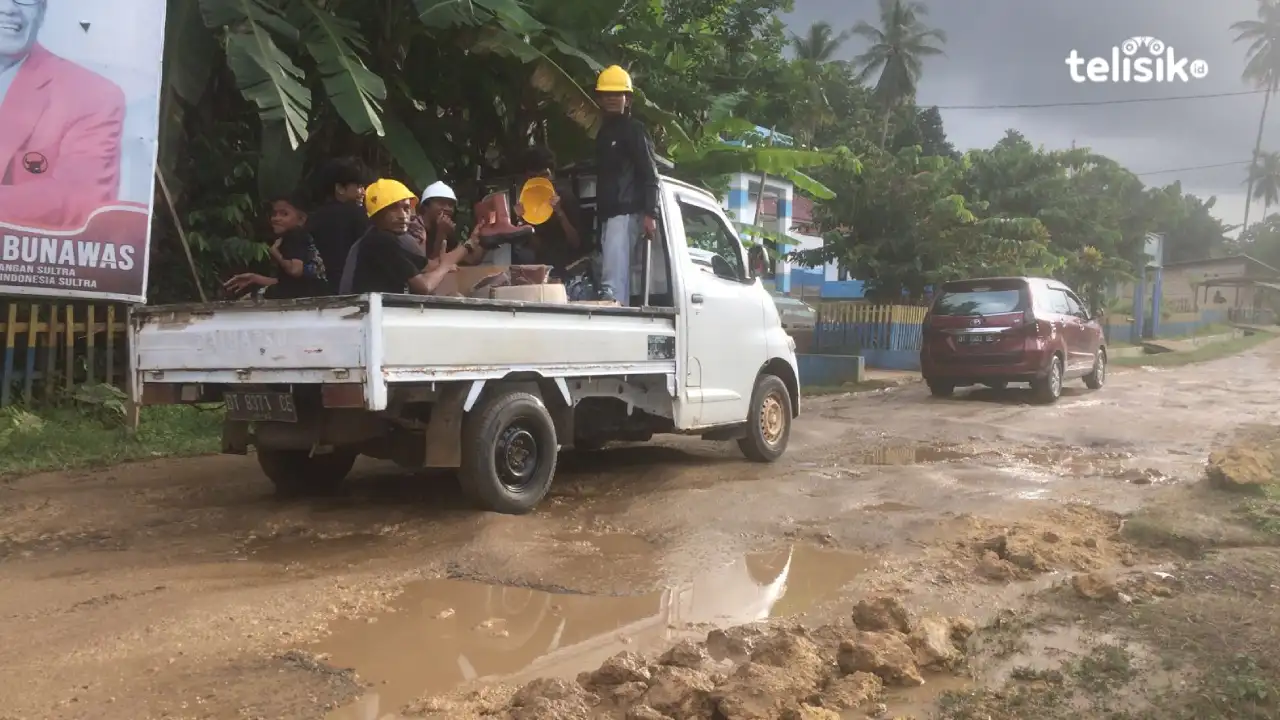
[933, 287, 1024, 316]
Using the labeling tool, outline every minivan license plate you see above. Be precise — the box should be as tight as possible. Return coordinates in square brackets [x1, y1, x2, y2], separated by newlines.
[224, 391, 297, 422]
[959, 334, 995, 344]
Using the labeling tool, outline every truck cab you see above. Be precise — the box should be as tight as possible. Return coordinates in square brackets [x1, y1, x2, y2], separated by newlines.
[132, 175, 799, 514]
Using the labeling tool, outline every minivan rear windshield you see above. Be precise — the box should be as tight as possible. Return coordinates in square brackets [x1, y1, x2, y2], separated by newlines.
[933, 287, 1025, 316]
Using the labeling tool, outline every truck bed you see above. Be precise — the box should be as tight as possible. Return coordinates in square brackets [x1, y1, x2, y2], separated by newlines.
[133, 294, 679, 406]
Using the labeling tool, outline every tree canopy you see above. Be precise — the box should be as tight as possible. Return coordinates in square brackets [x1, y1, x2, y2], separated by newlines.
[151, 0, 1242, 307]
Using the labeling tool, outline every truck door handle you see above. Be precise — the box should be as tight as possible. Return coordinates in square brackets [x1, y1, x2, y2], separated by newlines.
[691, 294, 704, 304]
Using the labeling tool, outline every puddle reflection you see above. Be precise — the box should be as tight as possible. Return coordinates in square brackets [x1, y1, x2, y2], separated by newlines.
[321, 544, 865, 719]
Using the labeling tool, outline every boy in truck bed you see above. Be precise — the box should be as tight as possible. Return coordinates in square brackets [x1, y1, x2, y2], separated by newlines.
[224, 193, 330, 299]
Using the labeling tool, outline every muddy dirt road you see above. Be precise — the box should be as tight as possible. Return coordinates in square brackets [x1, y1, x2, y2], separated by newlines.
[2, 342, 1278, 719]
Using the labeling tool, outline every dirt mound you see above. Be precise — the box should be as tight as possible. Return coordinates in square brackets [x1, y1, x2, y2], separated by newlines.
[942, 505, 1135, 582]
[1207, 443, 1276, 488]
[404, 597, 973, 718]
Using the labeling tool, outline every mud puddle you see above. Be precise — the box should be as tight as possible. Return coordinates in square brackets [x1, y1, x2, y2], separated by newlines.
[854, 444, 975, 465]
[853, 443, 1164, 486]
[241, 531, 387, 565]
[320, 544, 867, 719]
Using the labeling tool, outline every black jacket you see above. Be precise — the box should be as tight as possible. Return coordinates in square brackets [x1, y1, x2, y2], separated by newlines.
[596, 114, 660, 220]
[306, 201, 369, 293]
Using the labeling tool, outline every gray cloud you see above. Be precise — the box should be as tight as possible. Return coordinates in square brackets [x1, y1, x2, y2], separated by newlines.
[784, 0, 1280, 234]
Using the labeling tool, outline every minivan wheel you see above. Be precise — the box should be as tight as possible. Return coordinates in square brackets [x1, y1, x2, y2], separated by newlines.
[1032, 355, 1064, 403]
[1084, 348, 1106, 389]
[927, 381, 954, 397]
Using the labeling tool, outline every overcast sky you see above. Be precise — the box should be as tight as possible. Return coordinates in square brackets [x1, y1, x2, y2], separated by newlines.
[784, 0, 1280, 237]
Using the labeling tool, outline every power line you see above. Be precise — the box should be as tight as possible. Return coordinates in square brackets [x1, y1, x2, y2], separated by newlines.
[1134, 160, 1251, 176]
[934, 89, 1265, 110]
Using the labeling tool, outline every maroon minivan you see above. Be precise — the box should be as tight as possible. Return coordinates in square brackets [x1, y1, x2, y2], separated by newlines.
[920, 277, 1106, 403]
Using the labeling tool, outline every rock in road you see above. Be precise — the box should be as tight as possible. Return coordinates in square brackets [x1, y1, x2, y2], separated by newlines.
[0, 340, 1276, 718]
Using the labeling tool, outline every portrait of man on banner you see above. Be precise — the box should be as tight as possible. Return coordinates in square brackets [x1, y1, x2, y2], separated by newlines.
[0, 0, 125, 229]
[0, 0, 165, 302]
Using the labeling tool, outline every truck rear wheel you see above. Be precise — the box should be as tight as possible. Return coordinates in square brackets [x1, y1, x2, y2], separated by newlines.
[257, 448, 357, 496]
[738, 374, 792, 462]
[460, 391, 557, 514]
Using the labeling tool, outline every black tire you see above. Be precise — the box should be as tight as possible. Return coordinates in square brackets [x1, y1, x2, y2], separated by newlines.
[1032, 355, 1064, 404]
[737, 374, 792, 462]
[983, 381, 1008, 390]
[257, 448, 357, 496]
[460, 391, 557, 514]
[1084, 348, 1106, 390]
[927, 381, 954, 397]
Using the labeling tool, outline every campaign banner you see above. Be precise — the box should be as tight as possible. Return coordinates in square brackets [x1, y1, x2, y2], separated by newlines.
[0, 0, 166, 303]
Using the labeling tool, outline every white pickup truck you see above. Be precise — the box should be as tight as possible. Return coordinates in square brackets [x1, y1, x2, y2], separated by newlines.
[131, 176, 799, 513]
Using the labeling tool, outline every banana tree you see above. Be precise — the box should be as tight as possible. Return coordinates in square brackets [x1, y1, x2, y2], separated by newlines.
[178, 0, 688, 192]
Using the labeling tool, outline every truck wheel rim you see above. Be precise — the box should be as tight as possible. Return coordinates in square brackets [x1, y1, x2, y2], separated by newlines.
[760, 393, 785, 445]
[497, 423, 539, 490]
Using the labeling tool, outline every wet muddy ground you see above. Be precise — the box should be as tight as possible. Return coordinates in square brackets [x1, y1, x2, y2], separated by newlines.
[2, 342, 1280, 719]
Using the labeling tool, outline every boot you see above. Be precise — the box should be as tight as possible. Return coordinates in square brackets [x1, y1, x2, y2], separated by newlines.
[475, 191, 534, 250]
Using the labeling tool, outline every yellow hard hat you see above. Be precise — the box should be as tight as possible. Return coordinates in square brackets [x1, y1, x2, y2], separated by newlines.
[596, 65, 633, 93]
[364, 178, 417, 218]
[518, 177, 556, 225]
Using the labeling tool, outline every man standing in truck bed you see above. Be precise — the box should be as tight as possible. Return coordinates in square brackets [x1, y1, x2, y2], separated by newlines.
[594, 65, 660, 306]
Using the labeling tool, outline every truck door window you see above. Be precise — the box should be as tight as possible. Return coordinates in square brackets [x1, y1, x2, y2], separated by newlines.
[678, 202, 745, 282]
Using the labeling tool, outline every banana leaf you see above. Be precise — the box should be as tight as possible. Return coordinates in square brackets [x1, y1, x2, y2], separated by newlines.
[198, 0, 311, 147]
[293, 0, 386, 136]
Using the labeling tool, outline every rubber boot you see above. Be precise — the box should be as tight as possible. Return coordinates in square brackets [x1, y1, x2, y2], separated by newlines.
[475, 192, 534, 250]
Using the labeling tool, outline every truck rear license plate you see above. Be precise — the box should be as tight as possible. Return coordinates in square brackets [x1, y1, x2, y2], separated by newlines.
[224, 391, 297, 422]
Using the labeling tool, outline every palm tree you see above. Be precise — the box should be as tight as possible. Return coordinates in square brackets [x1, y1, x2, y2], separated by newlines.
[1232, 0, 1280, 231]
[790, 21, 849, 63]
[850, 0, 946, 147]
[1249, 151, 1280, 219]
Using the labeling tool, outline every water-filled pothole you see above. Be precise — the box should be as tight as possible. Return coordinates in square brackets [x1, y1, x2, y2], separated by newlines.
[320, 544, 867, 719]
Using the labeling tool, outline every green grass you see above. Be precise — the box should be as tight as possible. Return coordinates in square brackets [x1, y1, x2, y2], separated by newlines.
[1112, 330, 1278, 368]
[0, 404, 220, 477]
[1241, 485, 1280, 537]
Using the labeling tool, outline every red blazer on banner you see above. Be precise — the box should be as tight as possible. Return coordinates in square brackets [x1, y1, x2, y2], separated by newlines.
[0, 44, 125, 231]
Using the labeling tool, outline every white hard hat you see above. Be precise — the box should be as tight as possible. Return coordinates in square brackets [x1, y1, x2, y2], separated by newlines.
[421, 181, 456, 203]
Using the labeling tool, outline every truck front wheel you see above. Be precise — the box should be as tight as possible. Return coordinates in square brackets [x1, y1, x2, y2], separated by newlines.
[257, 448, 357, 496]
[738, 374, 792, 462]
[460, 391, 557, 514]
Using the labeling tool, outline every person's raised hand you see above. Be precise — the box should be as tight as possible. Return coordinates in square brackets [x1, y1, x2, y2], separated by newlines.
[436, 212, 456, 237]
[223, 273, 263, 294]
